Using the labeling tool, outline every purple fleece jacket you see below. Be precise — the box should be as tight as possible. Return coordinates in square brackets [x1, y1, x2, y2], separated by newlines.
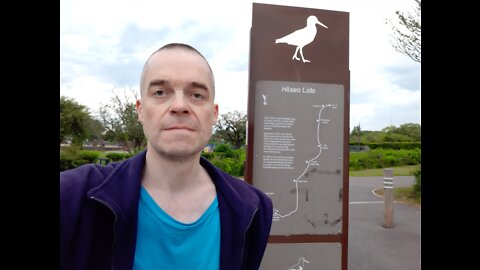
[60, 150, 273, 270]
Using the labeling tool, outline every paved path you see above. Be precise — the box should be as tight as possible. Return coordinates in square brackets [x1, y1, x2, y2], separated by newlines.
[348, 176, 421, 270]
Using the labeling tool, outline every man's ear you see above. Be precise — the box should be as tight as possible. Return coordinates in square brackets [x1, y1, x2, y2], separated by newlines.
[212, 104, 219, 125]
[136, 99, 144, 123]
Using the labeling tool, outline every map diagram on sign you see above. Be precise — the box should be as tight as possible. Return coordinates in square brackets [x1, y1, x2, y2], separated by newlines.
[272, 103, 337, 221]
[253, 80, 345, 236]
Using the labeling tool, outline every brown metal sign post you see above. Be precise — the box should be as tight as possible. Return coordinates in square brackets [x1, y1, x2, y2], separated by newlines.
[245, 3, 350, 270]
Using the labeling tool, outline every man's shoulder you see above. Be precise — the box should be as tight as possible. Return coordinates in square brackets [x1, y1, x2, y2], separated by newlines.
[60, 163, 117, 193]
[205, 161, 271, 204]
[221, 173, 262, 194]
[60, 151, 145, 192]
[215, 169, 273, 222]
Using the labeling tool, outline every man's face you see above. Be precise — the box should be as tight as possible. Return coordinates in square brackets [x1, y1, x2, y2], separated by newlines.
[137, 49, 218, 160]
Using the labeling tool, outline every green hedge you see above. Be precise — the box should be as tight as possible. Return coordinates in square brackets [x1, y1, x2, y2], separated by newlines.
[201, 144, 245, 177]
[350, 142, 420, 150]
[60, 146, 134, 171]
[349, 148, 421, 171]
[61, 144, 420, 175]
[60, 143, 246, 176]
[411, 165, 421, 199]
[106, 152, 133, 162]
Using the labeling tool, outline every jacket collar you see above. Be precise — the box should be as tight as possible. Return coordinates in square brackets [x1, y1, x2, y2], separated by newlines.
[87, 151, 260, 225]
[200, 156, 259, 219]
[87, 151, 146, 228]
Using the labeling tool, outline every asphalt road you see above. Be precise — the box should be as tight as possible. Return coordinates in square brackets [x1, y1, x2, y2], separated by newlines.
[348, 176, 421, 270]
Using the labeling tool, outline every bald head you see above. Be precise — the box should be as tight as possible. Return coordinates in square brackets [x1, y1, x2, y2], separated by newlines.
[139, 43, 215, 99]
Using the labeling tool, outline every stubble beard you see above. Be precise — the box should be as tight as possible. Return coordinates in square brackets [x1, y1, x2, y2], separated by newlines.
[148, 131, 211, 162]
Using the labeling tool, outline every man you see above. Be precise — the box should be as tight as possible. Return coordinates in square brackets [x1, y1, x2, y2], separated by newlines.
[60, 43, 273, 270]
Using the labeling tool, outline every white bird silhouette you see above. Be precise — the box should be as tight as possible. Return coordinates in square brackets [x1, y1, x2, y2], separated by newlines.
[262, 94, 269, 106]
[288, 256, 310, 270]
[275, 15, 328, 63]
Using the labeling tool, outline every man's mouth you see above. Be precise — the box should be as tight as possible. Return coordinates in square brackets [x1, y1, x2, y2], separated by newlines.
[164, 125, 195, 131]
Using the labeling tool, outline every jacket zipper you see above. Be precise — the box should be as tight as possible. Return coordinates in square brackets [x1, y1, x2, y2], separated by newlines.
[241, 207, 258, 269]
[91, 196, 118, 270]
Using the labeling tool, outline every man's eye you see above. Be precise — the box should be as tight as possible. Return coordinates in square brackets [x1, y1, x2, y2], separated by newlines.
[154, 90, 166, 96]
[192, 93, 203, 99]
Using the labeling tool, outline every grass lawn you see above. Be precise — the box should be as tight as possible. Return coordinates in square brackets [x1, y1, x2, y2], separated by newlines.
[349, 165, 418, 177]
[352, 165, 421, 207]
[373, 186, 421, 208]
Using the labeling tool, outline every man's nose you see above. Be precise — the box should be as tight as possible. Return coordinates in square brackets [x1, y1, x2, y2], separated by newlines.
[170, 92, 190, 114]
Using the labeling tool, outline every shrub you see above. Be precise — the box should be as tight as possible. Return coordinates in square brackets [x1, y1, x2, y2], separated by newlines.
[349, 148, 421, 171]
[201, 144, 245, 177]
[214, 143, 237, 158]
[106, 152, 133, 162]
[60, 146, 95, 171]
[410, 164, 421, 200]
[78, 150, 101, 163]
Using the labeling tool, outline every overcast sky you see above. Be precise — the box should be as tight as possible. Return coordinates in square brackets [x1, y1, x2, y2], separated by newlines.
[60, 0, 420, 132]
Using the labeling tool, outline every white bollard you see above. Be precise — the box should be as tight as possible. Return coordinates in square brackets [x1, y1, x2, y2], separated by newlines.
[383, 168, 394, 228]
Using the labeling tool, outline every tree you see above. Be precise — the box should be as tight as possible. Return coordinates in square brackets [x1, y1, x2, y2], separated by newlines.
[380, 125, 397, 134]
[386, 0, 421, 63]
[213, 111, 247, 149]
[60, 96, 92, 147]
[350, 123, 421, 144]
[380, 123, 421, 142]
[98, 88, 145, 153]
[393, 123, 421, 141]
[85, 117, 105, 146]
[350, 123, 362, 145]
